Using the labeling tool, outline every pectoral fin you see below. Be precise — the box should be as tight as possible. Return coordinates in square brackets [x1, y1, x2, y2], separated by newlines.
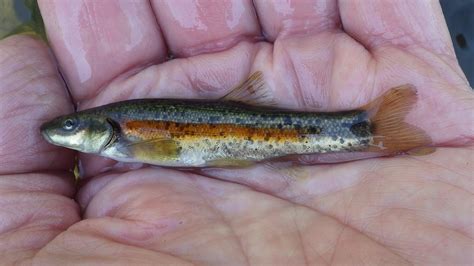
[124, 138, 180, 161]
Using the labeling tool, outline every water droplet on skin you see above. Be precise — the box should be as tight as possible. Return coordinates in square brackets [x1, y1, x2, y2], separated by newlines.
[225, 0, 245, 30]
[273, 0, 295, 16]
[54, 2, 92, 83]
[118, 0, 144, 52]
[166, 0, 208, 30]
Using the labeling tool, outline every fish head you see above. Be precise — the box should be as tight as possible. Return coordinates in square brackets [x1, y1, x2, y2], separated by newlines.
[40, 113, 114, 153]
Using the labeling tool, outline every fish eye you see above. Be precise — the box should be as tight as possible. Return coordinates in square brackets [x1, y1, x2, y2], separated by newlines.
[63, 118, 77, 131]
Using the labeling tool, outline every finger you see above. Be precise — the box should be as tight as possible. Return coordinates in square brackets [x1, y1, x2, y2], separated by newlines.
[38, 0, 167, 102]
[338, 0, 456, 57]
[253, 0, 340, 41]
[252, 0, 356, 111]
[80, 41, 260, 109]
[0, 35, 75, 174]
[151, 0, 261, 57]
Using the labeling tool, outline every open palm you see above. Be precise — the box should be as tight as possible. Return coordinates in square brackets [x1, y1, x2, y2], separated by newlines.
[0, 0, 472, 264]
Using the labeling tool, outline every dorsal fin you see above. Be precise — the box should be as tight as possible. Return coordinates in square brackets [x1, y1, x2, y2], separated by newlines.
[221, 71, 276, 106]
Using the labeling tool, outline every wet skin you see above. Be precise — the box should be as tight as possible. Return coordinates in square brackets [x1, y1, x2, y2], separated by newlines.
[0, 0, 473, 265]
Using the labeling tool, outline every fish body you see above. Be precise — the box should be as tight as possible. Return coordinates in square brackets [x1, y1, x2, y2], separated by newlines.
[87, 99, 369, 167]
[40, 72, 431, 167]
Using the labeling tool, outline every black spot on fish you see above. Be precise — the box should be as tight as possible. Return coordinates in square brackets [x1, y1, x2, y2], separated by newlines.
[277, 124, 283, 129]
[235, 118, 243, 123]
[340, 138, 345, 144]
[283, 116, 292, 125]
[197, 117, 203, 123]
[332, 136, 338, 141]
[294, 124, 302, 130]
[350, 121, 371, 137]
[348, 142, 352, 147]
[307, 126, 321, 134]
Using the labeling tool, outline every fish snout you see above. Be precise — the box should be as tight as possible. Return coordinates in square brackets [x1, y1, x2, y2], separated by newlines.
[40, 121, 54, 143]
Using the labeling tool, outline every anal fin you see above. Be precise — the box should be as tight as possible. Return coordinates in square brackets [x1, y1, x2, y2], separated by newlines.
[406, 146, 436, 156]
[207, 159, 254, 168]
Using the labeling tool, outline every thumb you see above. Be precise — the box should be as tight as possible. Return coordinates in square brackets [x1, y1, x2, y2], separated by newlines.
[0, 35, 75, 174]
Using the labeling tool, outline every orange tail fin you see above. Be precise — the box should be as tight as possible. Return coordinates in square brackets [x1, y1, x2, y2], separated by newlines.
[364, 85, 432, 154]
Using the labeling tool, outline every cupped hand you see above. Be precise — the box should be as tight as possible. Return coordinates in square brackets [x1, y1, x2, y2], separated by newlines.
[1, 0, 473, 264]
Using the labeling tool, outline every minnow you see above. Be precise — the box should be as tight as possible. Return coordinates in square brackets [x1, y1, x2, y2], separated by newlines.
[40, 72, 432, 167]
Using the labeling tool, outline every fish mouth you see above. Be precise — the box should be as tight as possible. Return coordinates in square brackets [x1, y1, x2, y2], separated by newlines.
[40, 122, 53, 143]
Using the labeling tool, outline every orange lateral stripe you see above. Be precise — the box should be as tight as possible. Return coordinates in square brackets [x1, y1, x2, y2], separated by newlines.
[123, 120, 301, 141]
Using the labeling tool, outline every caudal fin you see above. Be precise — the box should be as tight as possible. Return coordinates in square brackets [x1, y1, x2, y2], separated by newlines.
[363, 85, 432, 154]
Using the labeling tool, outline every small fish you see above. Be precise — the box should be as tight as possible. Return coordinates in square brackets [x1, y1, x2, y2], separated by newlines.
[40, 72, 432, 168]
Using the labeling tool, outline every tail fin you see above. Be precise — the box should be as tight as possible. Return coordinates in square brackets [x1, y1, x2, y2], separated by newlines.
[363, 85, 432, 154]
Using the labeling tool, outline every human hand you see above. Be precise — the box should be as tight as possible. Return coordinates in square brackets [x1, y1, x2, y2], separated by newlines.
[1, 0, 472, 264]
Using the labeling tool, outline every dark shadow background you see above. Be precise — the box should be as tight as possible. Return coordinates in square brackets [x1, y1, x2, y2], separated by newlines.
[441, 0, 473, 86]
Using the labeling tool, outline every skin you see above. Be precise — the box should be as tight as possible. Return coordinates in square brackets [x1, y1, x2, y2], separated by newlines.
[0, 0, 472, 264]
